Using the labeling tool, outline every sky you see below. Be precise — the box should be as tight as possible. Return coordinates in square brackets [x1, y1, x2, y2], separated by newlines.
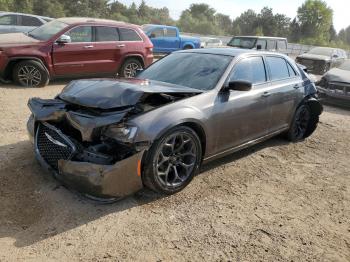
[118, 0, 348, 32]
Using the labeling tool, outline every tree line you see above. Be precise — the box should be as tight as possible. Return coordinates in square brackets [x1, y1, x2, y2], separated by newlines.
[0, 0, 349, 48]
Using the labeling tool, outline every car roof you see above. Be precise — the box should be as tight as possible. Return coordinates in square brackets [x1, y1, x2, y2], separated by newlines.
[142, 24, 177, 29]
[56, 17, 134, 27]
[178, 47, 286, 57]
[0, 11, 52, 20]
[232, 36, 287, 40]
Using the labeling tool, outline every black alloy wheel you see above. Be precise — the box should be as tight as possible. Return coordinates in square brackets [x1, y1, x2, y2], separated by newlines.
[143, 126, 202, 194]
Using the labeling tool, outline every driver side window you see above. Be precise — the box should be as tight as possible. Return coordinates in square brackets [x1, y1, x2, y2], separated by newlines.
[229, 57, 267, 85]
[65, 26, 92, 42]
[150, 28, 164, 38]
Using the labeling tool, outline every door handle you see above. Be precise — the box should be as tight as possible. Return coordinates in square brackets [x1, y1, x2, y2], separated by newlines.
[262, 92, 271, 98]
[117, 44, 126, 48]
[84, 45, 94, 49]
[293, 84, 300, 89]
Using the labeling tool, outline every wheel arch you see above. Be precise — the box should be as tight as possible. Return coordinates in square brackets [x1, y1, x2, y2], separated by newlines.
[152, 120, 207, 160]
[122, 54, 145, 67]
[304, 96, 323, 117]
[4, 57, 49, 80]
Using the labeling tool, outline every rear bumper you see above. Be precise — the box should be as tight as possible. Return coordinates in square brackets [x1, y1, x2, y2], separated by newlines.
[28, 118, 144, 202]
[145, 54, 154, 67]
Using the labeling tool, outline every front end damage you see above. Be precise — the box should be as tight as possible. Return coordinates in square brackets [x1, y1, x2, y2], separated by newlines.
[28, 104, 146, 201]
[27, 79, 202, 201]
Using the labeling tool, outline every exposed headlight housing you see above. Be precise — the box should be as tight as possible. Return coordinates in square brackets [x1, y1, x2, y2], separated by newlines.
[103, 123, 138, 143]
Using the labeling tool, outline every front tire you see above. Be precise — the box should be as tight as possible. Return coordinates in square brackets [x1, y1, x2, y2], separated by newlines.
[13, 60, 49, 87]
[119, 58, 143, 78]
[143, 126, 202, 194]
[287, 104, 318, 142]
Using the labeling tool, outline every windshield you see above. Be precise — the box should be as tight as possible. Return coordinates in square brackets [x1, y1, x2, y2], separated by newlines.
[339, 60, 350, 71]
[308, 47, 333, 57]
[227, 37, 256, 49]
[137, 52, 232, 90]
[29, 20, 68, 41]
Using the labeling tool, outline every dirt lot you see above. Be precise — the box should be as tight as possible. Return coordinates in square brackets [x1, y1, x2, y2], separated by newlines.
[0, 82, 349, 261]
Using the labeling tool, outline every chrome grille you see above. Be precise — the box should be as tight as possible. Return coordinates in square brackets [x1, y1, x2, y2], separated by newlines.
[35, 123, 76, 170]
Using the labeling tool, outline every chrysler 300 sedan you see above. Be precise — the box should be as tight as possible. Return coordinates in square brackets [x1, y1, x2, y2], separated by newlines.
[27, 48, 323, 201]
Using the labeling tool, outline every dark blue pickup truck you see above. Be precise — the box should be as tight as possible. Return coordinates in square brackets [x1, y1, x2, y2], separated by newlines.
[141, 24, 201, 54]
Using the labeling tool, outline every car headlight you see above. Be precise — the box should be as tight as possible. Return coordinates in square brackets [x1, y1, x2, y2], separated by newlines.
[103, 124, 138, 143]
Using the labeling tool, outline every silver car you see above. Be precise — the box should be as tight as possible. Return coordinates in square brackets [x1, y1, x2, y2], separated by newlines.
[27, 49, 323, 201]
[0, 12, 52, 34]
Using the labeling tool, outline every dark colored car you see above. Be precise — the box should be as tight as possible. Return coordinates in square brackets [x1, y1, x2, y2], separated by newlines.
[0, 12, 52, 34]
[227, 36, 288, 54]
[27, 48, 322, 201]
[317, 60, 350, 103]
[296, 47, 347, 75]
[0, 18, 154, 87]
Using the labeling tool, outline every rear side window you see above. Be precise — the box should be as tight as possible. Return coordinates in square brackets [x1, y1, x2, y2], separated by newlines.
[266, 56, 290, 80]
[287, 63, 298, 77]
[230, 57, 267, 84]
[165, 28, 177, 37]
[277, 40, 287, 51]
[119, 28, 142, 41]
[267, 40, 276, 50]
[256, 39, 267, 50]
[95, 26, 119, 41]
[20, 15, 42, 26]
[0, 15, 17, 25]
[66, 26, 92, 42]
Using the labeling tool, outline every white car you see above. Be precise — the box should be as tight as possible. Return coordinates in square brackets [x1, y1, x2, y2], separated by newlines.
[0, 12, 52, 34]
[200, 37, 223, 48]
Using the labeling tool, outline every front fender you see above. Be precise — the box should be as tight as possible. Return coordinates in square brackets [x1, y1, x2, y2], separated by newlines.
[131, 105, 208, 144]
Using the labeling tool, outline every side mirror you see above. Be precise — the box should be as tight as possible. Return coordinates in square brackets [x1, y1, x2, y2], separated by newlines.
[149, 33, 156, 39]
[224, 80, 252, 92]
[56, 34, 71, 44]
[257, 44, 262, 50]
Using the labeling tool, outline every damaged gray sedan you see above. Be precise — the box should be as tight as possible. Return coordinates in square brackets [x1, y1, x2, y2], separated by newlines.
[27, 49, 323, 201]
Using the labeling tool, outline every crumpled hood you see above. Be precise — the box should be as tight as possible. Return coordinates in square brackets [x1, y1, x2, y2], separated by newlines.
[0, 33, 40, 46]
[297, 53, 330, 61]
[59, 78, 203, 109]
[324, 68, 350, 83]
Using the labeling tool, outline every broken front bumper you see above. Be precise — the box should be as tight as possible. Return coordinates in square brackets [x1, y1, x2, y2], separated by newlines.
[317, 84, 350, 102]
[28, 120, 144, 201]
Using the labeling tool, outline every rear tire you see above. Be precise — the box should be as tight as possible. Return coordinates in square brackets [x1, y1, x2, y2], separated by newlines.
[183, 45, 193, 50]
[119, 58, 143, 78]
[286, 104, 318, 142]
[13, 60, 49, 87]
[143, 126, 202, 194]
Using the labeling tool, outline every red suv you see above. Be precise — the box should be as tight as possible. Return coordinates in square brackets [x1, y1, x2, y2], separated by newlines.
[0, 18, 154, 87]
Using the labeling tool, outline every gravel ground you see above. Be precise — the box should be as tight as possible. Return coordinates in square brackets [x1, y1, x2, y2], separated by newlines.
[0, 82, 349, 261]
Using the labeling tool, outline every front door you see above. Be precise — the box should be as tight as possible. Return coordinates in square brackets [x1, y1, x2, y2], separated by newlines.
[52, 26, 97, 76]
[148, 28, 165, 53]
[214, 56, 271, 153]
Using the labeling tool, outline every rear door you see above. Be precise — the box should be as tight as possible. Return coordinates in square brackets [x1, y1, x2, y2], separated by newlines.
[52, 26, 96, 75]
[92, 26, 122, 74]
[264, 56, 304, 132]
[215, 56, 271, 152]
